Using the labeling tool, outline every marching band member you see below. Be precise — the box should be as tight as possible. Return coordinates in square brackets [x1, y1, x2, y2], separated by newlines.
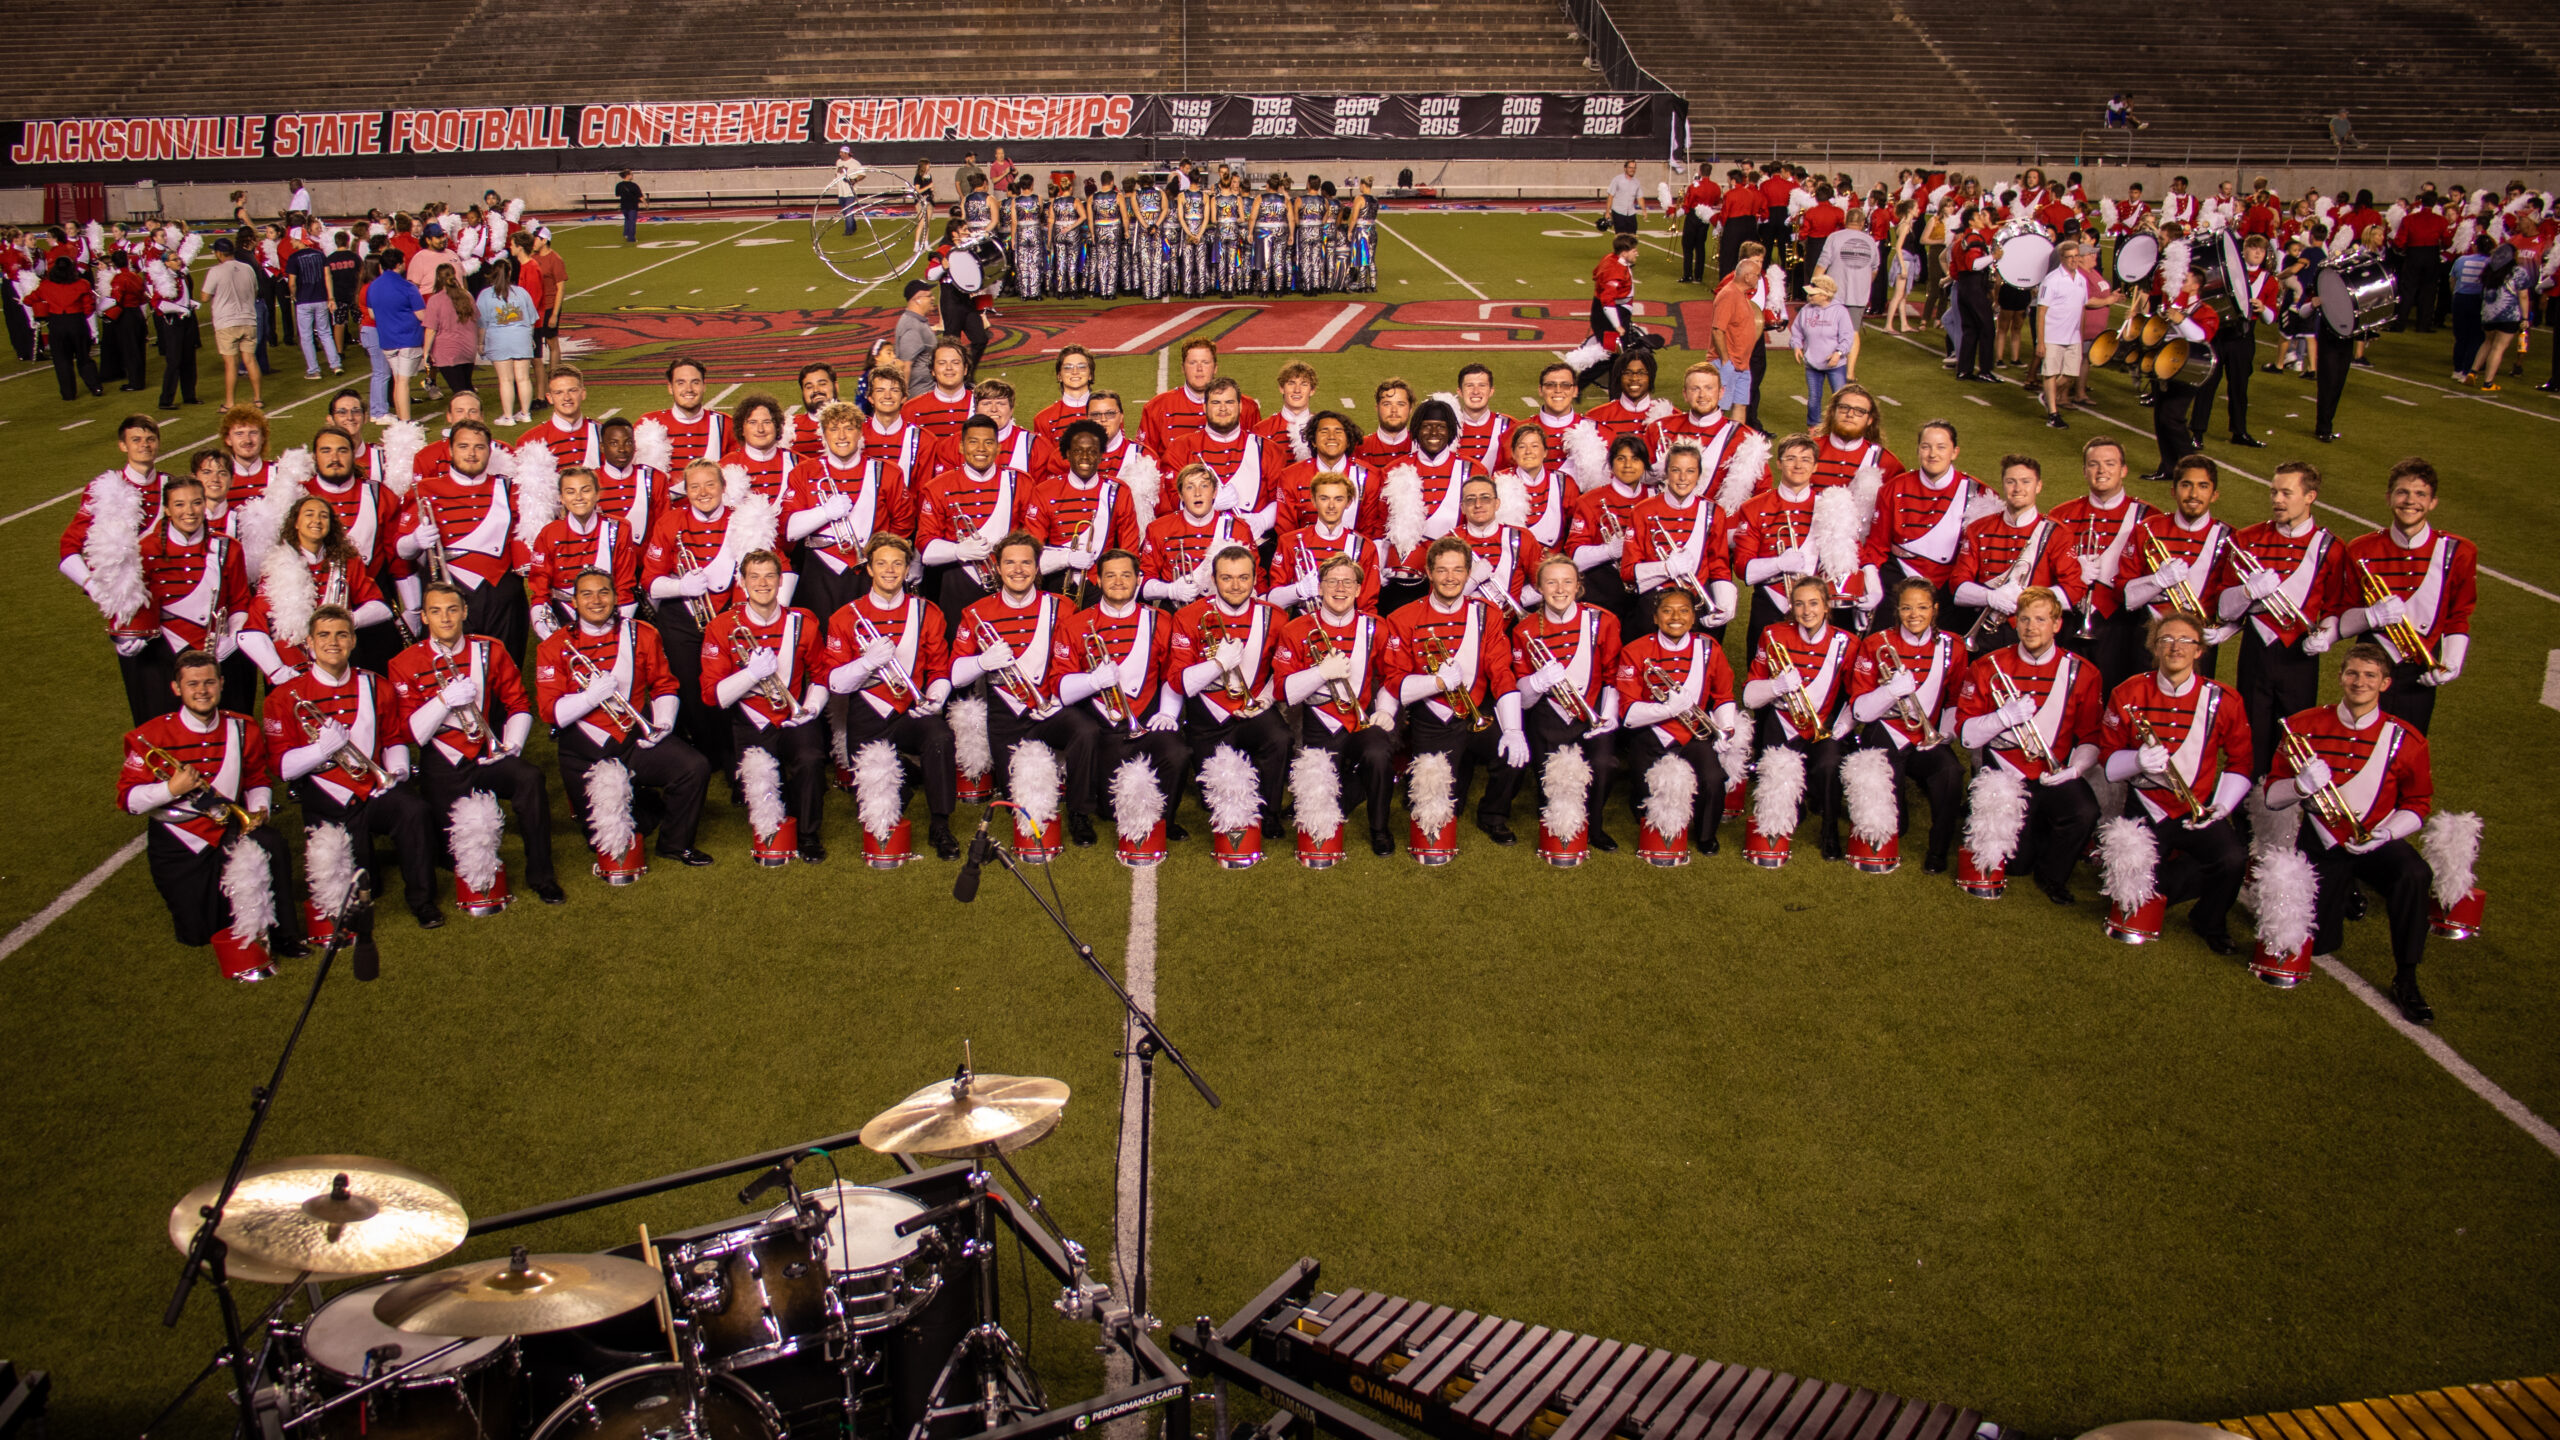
[857, 366, 929, 479]
[2333, 458, 2474, 735]
[639, 356, 730, 472]
[1515, 550, 1626, 844]
[924, 379, 1060, 482]
[215, 406, 282, 508]
[1528, 362, 1595, 458]
[1859, 419, 1986, 612]
[1641, 363, 1745, 472]
[1170, 545, 1292, 823]
[534, 567, 710, 869]
[1564, 433, 1655, 633]
[1053, 548, 1188, 835]
[916, 414, 1035, 636]
[118, 649, 302, 974]
[1846, 579, 1968, 872]
[641, 459, 759, 774]
[389, 580, 564, 903]
[788, 363, 838, 461]
[903, 342, 978, 451]
[524, 363, 605, 473]
[1955, 586, 2106, 903]
[1741, 576, 1853, 860]
[137, 471, 257, 712]
[1141, 463, 1257, 606]
[1382, 536, 1529, 845]
[1141, 339, 1261, 456]
[1275, 553, 1399, 853]
[1273, 410, 1378, 539]
[523, 466, 639, 641]
[2098, 613, 2255, 952]
[588, 417, 662, 539]
[718, 395, 803, 521]
[1268, 471, 1384, 614]
[2144, 267, 2219, 475]
[1352, 379, 1416, 470]
[789, 399, 914, 624]
[1729, 434, 1831, 655]
[1494, 425, 1573, 553]
[2121, 454, 2236, 678]
[1451, 364, 1516, 471]
[1163, 377, 1276, 534]
[237, 494, 393, 683]
[1423, 476, 1546, 619]
[1809, 384, 1900, 491]
[62, 415, 176, 721]
[702, 550, 831, 861]
[1252, 361, 1321, 474]
[1622, 438, 1739, 643]
[393, 418, 531, 661]
[2217, 460, 2344, 776]
[1081, 389, 1161, 488]
[2050, 436, 2153, 694]
[2188, 234, 2277, 448]
[300, 425, 391, 570]
[2266, 643, 2439, 1023]
[824, 534, 960, 859]
[1030, 347, 1096, 443]
[1583, 350, 1669, 445]
[1034, 420, 1147, 598]
[409, 389, 499, 485]
[950, 531, 1096, 841]
[264, 605, 439, 925]
[1558, 232, 1639, 378]
[1377, 398, 1480, 609]
[1613, 583, 1733, 853]
[1949, 454, 2065, 652]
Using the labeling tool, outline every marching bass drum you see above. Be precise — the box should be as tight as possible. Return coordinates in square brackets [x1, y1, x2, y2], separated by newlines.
[2318, 251, 2398, 336]
[2114, 232, 2159, 285]
[1994, 217, 2056, 288]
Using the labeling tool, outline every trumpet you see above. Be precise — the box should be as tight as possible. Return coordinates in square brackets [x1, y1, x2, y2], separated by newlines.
[2073, 518, 2108, 629]
[1413, 635, 1491, 731]
[810, 466, 863, 552]
[729, 630, 809, 722]
[1640, 658, 1718, 738]
[671, 538, 719, 628]
[1872, 643, 1946, 748]
[1759, 629, 1829, 740]
[1522, 634, 1592, 726]
[1982, 664, 2053, 767]
[415, 506, 453, 587]
[1647, 518, 1711, 606]
[1081, 631, 1137, 731]
[562, 639, 670, 743]
[1963, 520, 2054, 647]
[2138, 530, 2211, 627]
[1307, 628, 1368, 730]
[2352, 555, 2438, 670]
[426, 646, 489, 744]
[2228, 543, 2308, 631]
[974, 617, 1061, 719]
[852, 612, 922, 704]
[1291, 537, 1325, 613]
[1204, 614, 1269, 715]
[2280, 721, 2372, 846]
[138, 740, 261, 831]
[2129, 713, 2206, 819]
[320, 560, 348, 611]
[294, 699, 391, 787]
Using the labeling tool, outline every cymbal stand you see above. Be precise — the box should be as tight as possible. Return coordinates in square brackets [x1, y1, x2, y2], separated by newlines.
[904, 1166, 1048, 1440]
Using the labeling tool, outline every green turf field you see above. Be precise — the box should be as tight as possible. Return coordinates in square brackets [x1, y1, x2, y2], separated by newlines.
[1, 211, 2555, 1438]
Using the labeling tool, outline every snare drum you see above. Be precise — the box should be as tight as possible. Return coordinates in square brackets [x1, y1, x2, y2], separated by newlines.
[784, 1181, 945, 1334]
[526, 1363, 782, 1440]
[2318, 251, 2398, 336]
[296, 1280, 521, 1440]
[1993, 218, 2055, 288]
[663, 1210, 834, 1371]
[2115, 232, 2160, 284]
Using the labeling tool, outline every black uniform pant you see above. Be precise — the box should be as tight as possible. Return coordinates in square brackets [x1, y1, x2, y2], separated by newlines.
[2149, 377, 2201, 475]
[939, 282, 990, 373]
[460, 572, 530, 668]
[1403, 706, 1522, 826]
[1180, 700, 1293, 821]
[839, 700, 958, 821]
[2235, 628, 2319, 777]
[2011, 772, 2100, 892]
[984, 698, 1100, 817]
[1298, 720, 1399, 837]
[1862, 727, 1965, 864]
[792, 555, 866, 634]
[1615, 726, 1724, 841]
[1717, 219, 1755, 280]
[733, 713, 829, 839]
[2403, 252, 2444, 332]
[148, 823, 302, 950]
[1523, 700, 1621, 833]
[1954, 273, 1996, 378]
[2141, 810, 2247, 943]
[45, 316, 99, 399]
[1681, 214, 1712, 283]
[558, 726, 710, 855]
[2065, 604, 2150, 697]
[2377, 658, 2438, 735]
[927, 565, 994, 643]
[297, 783, 438, 912]
[1584, 564, 1642, 643]
[2, 292, 31, 360]
[1092, 723, 1190, 826]
[1746, 334, 1769, 435]
[2301, 828, 2432, 975]
[156, 313, 200, 405]
[116, 640, 182, 726]
[421, 749, 558, 889]
[2190, 331, 2253, 438]
[2314, 319, 2353, 436]
[651, 610, 733, 776]
[104, 309, 147, 389]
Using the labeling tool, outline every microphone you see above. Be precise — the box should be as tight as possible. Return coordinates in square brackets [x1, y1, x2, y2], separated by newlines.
[953, 814, 992, 903]
[737, 1157, 798, 1206]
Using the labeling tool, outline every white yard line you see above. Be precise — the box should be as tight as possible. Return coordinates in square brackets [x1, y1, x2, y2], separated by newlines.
[0, 836, 144, 966]
[706, 383, 742, 410]
[2249, 330, 2560, 426]
[2312, 956, 2560, 1161]
[1377, 219, 1486, 299]
[1105, 863, 1161, 1440]
[2543, 650, 2560, 713]
[3, 386, 334, 528]
[577, 219, 779, 301]
[1, 366, 49, 384]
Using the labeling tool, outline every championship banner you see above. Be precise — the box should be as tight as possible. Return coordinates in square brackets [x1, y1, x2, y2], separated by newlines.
[0, 92, 1672, 182]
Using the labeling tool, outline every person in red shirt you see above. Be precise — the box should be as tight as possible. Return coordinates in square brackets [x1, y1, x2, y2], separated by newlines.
[1741, 576, 1855, 859]
[1140, 338, 1262, 457]
[1274, 551, 1398, 853]
[1048, 546, 1187, 828]
[1559, 233, 1642, 379]
[1677, 170, 1723, 284]
[1717, 167, 1767, 280]
[235, 494, 396, 685]
[917, 414, 1037, 634]
[1954, 586, 2107, 902]
[792, 398, 915, 623]
[2393, 196, 2449, 334]
[2120, 455, 2237, 679]
[1031, 346, 1099, 443]
[533, 566, 711, 870]
[702, 550, 831, 861]
[788, 362, 838, 461]
[1949, 454, 2067, 653]
[523, 465, 642, 642]
[2099, 612, 2254, 952]
[822, 534, 960, 860]
[265, 605, 440, 924]
[2214, 461, 2343, 777]
[1352, 378, 1417, 470]
[922, 379, 1059, 483]
[1167, 543, 1291, 826]
[1844, 579, 1969, 871]
[1381, 536, 1530, 844]
[30, 255, 102, 400]
[1794, 183, 1846, 296]
[389, 580, 563, 903]
[1033, 420, 1147, 600]
[639, 355, 731, 472]
[1613, 579, 1738, 854]
[118, 649, 302, 975]
[950, 532, 1096, 841]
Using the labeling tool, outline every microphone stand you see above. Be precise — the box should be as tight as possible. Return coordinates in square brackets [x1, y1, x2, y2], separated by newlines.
[971, 834, 1217, 1323]
[148, 871, 374, 1440]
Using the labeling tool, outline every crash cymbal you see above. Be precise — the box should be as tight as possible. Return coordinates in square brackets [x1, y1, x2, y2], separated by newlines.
[860, 1072, 1069, 1157]
[168, 1156, 468, 1281]
[372, 1248, 663, 1337]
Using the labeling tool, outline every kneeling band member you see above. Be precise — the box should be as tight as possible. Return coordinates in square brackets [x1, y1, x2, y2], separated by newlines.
[390, 581, 563, 903]
[825, 533, 961, 860]
[534, 566, 710, 870]
[1846, 579, 1968, 873]
[266, 605, 440, 925]
[118, 648, 302, 974]
[950, 531, 1098, 842]
[1955, 586, 2106, 903]
[1274, 553, 1400, 853]
[1516, 554, 1627, 850]
[1171, 544, 1293, 824]
[703, 550, 831, 861]
[1383, 536, 1529, 843]
[1053, 547, 1190, 836]
[2099, 612, 2255, 951]
[1613, 584, 1734, 853]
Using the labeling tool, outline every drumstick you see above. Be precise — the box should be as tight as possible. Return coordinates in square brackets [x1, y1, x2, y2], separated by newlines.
[638, 1223, 680, 1365]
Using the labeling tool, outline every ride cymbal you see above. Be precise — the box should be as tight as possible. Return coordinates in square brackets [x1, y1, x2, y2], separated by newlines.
[168, 1156, 468, 1280]
[859, 1072, 1069, 1156]
[372, 1248, 664, 1336]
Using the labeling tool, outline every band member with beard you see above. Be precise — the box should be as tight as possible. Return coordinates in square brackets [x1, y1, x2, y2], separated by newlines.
[1164, 377, 1276, 535]
[1273, 410, 1380, 540]
[1382, 536, 1530, 845]
[640, 356, 730, 471]
[1613, 584, 1735, 854]
[826, 533, 962, 860]
[393, 418, 532, 662]
[788, 362, 839, 461]
[1274, 553, 1399, 853]
[1035, 420, 1148, 600]
[1809, 383, 1900, 490]
[1142, 339, 1262, 457]
[300, 423, 392, 570]
[1353, 378, 1417, 470]
[1846, 579, 1968, 872]
[788, 398, 913, 625]
[535, 567, 711, 870]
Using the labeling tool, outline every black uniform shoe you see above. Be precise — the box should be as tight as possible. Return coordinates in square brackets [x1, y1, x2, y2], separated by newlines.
[1923, 852, 1949, 875]
[798, 839, 827, 863]
[1588, 828, 1619, 853]
[1370, 830, 1394, 857]
[2229, 432, 2266, 448]
[1067, 812, 1097, 847]
[270, 936, 310, 960]
[1695, 830, 1720, 856]
[1478, 817, 1517, 845]
[532, 880, 567, 905]
[2391, 973, 2434, 1026]
[2315, 431, 2339, 443]
[2046, 413, 2069, 428]
[412, 901, 446, 929]
[656, 845, 717, 867]
[1165, 820, 1189, 843]
[2192, 926, 2239, 956]
[929, 818, 961, 860]
[2035, 875, 2076, 906]
[2137, 469, 2170, 483]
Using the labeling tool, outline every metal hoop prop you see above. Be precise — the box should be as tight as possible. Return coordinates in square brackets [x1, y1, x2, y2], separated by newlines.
[810, 173, 930, 287]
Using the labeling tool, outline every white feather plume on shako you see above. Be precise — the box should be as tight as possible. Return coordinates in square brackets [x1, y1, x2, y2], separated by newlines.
[1285, 414, 1315, 465]
[2098, 816, 2160, 910]
[586, 759, 639, 858]
[449, 791, 507, 895]
[1642, 753, 1697, 838]
[79, 473, 149, 627]
[512, 438, 562, 550]
[1111, 757, 1168, 837]
[2249, 847, 2319, 957]
[504, 197, 526, 224]
[304, 822, 357, 915]
[2420, 811, 2484, 907]
[738, 747, 787, 842]
[1494, 468, 1531, 529]
[1848, 447, 1886, 532]
[1809, 486, 1862, 587]
[1963, 767, 2030, 875]
[1563, 419, 1610, 493]
[722, 473, 781, 562]
[1843, 748, 1898, 848]
[950, 696, 992, 783]
[2245, 780, 2301, 863]
[1541, 747, 1593, 841]
[1204, 745, 1262, 834]
[854, 740, 906, 841]
[720, 461, 755, 513]
[220, 837, 276, 945]
[1963, 478, 2005, 526]
[172, 229, 204, 269]
[632, 417, 674, 475]
[1641, 395, 1674, 423]
[1715, 430, 1770, 514]
[237, 447, 310, 563]
[1011, 740, 1064, 842]
[260, 542, 319, 648]
[1383, 464, 1426, 558]
[381, 419, 427, 498]
[1409, 752, 1458, 833]
[1752, 744, 1807, 839]
[2159, 239, 2192, 302]
[1120, 446, 1163, 525]
[1289, 749, 1343, 841]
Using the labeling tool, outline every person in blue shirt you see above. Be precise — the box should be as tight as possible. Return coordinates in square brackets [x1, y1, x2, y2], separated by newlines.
[365, 258, 428, 423]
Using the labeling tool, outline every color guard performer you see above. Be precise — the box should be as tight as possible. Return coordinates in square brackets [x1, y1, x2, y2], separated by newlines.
[916, 414, 1035, 637]
[1845, 579, 1968, 872]
[2049, 436, 2152, 694]
[1170, 545, 1293, 824]
[1612, 583, 1733, 853]
[533, 567, 711, 869]
[1274, 553, 1399, 853]
[1621, 439, 1739, 644]
[640, 459, 760, 775]
[2098, 613, 2255, 952]
[236, 494, 394, 683]
[1052, 548, 1188, 834]
[702, 550, 831, 861]
[523, 465, 640, 643]
[393, 418, 532, 662]
[389, 580, 564, 904]
[1140, 462, 1258, 607]
[118, 649, 302, 976]
[1267, 470, 1385, 615]
[1035, 420, 1147, 599]
[950, 532, 1095, 841]
[265, 605, 439, 925]
[2333, 458, 2474, 735]
[2216, 460, 2344, 776]
[1741, 576, 1853, 860]
[823, 534, 962, 861]
[1948, 453, 2064, 653]
[2120, 454, 2237, 678]
[789, 399, 914, 624]
[1382, 536, 1530, 845]
[639, 357, 731, 472]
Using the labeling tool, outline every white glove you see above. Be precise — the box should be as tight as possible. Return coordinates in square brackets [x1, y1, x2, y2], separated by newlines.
[783, 704, 820, 727]
[703, 556, 737, 592]
[2137, 740, 2172, 777]
[316, 720, 350, 753]
[2074, 554, 2103, 585]
[1989, 581, 2022, 615]
[1527, 659, 1567, 695]
[438, 675, 481, 709]
[2151, 557, 2190, 592]
[1368, 703, 1397, 730]
[1497, 729, 1530, 768]
[1145, 707, 1179, 733]
[977, 637, 1015, 670]
[1883, 669, 1919, 699]
[530, 607, 559, 640]
[1769, 667, 1804, 696]
[2364, 593, 2407, 629]
[2242, 566, 2282, 600]
[581, 674, 617, 705]
[2203, 623, 2240, 648]
[1852, 585, 1883, 615]
[638, 725, 667, 748]
[1066, 548, 1098, 572]
[677, 571, 712, 598]
[1775, 545, 1813, 575]
[2302, 620, 2339, 656]
[2345, 834, 2389, 855]
[2421, 664, 2457, 687]
[1169, 576, 1202, 604]
[2293, 756, 2334, 794]
[1603, 533, 1626, 559]
[1434, 660, 1465, 690]
[2039, 765, 2082, 787]
[1213, 638, 1243, 672]
[1705, 601, 1739, 626]
[743, 647, 780, 681]
[860, 637, 893, 667]
[1316, 652, 1353, 683]
[956, 532, 996, 562]
[385, 754, 414, 782]
[1585, 713, 1619, 736]
[1116, 654, 1148, 692]
[815, 493, 853, 522]
[1466, 556, 1494, 591]
[1992, 694, 2037, 729]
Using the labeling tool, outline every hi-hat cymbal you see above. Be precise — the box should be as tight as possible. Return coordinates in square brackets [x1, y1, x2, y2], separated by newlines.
[168, 1156, 468, 1280]
[372, 1249, 664, 1337]
[860, 1072, 1069, 1156]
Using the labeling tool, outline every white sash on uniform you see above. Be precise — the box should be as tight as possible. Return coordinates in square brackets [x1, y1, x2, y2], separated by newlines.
[1900, 474, 1974, 566]
[2315, 718, 2402, 848]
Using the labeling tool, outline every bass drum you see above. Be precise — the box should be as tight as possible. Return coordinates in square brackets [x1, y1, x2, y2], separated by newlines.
[526, 1364, 783, 1440]
[2115, 232, 2160, 285]
[295, 1281, 521, 1440]
[2318, 251, 2398, 336]
[1994, 218, 2056, 288]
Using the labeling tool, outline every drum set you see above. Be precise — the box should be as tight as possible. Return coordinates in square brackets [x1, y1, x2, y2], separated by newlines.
[153, 1057, 1153, 1440]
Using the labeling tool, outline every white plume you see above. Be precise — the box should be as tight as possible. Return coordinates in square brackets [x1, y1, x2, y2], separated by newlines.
[2098, 816, 2159, 909]
[1963, 767, 2030, 875]
[2420, 811, 2483, 907]
[78, 473, 149, 625]
[236, 448, 309, 563]
[1963, 478, 2004, 526]
[1562, 419, 1610, 493]
[1541, 746, 1593, 841]
[2250, 847, 2319, 957]
[1409, 752, 1457, 832]
[1120, 445, 1162, 522]
[1383, 463, 1425, 557]
[1641, 396, 1674, 422]
[381, 419, 426, 498]
[1842, 747, 1899, 847]
[511, 437, 562, 549]
[220, 838, 276, 943]
[632, 417, 674, 474]
[1289, 748, 1342, 842]
[1752, 744, 1806, 839]
[950, 695, 991, 778]
[724, 492, 781, 563]
[504, 197, 526, 224]
[1204, 744, 1262, 834]
[739, 746, 786, 841]
[1285, 416, 1315, 465]
[854, 739, 906, 840]
[1809, 486, 1862, 585]
[449, 789, 506, 893]
[720, 461, 755, 512]
[487, 442, 518, 479]
[586, 759, 638, 858]
[1011, 740, 1063, 836]
[1642, 753, 1697, 839]
[1110, 757, 1167, 836]
[1849, 448, 1886, 531]
[174, 229, 204, 269]
[259, 545, 318, 647]
[1494, 468, 1531, 529]
[1716, 431, 1770, 515]
[303, 822, 356, 916]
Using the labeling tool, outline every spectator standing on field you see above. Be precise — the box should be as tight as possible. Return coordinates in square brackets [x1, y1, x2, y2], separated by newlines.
[201, 237, 262, 408]
[1813, 208, 1879, 379]
[615, 170, 644, 242]
[420, 262, 480, 400]
[476, 256, 539, 424]
[366, 252, 428, 422]
[287, 230, 341, 378]
[1605, 160, 1644, 237]
[531, 229, 569, 400]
